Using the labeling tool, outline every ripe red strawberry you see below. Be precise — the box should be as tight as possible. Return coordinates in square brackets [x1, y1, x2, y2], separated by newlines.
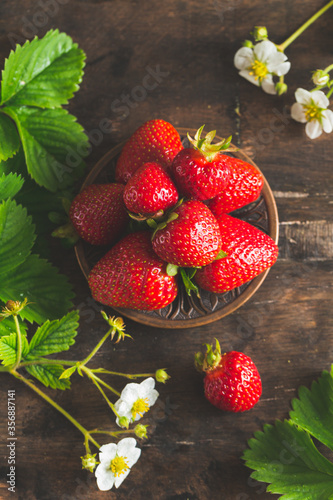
[152, 199, 222, 268]
[195, 340, 262, 412]
[194, 214, 278, 293]
[115, 119, 183, 184]
[69, 183, 129, 246]
[88, 231, 178, 310]
[123, 162, 179, 218]
[171, 126, 231, 201]
[207, 156, 264, 215]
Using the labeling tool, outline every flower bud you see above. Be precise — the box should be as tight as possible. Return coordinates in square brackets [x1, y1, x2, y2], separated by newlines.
[134, 424, 148, 439]
[155, 369, 170, 384]
[118, 416, 130, 429]
[242, 39, 254, 49]
[312, 69, 330, 86]
[0, 298, 28, 320]
[81, 453, 98, 473]
[275, 81, 288, 96]
[252, 26, 268, 41]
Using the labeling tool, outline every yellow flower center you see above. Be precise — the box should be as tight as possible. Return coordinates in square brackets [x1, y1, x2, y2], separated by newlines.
[249, 59, 269, 81]
[304, 102, 323, 122]
[110, 455, 129, 477]
[132, 397, 150, 419]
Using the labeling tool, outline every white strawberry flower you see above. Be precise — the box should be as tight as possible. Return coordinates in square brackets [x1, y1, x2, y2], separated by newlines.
[95, 438, 141, 490]
[114, 377, 159, 427]
[291, 88, 333, 139]
[234, 40, 290, 94]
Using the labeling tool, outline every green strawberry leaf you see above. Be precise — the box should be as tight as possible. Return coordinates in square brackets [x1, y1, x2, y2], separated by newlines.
[0, 254, 74, 324]
[0, 332, 29, 366]
[4, 106, 89, 192]
[243, 420, 333, 499]
[1, 29, 85, 108]
[0, 147, 26, 177]
[27, 310, 79, 358]
[25, 363, 71, 390]
[290, 367, 333, 451]
[0, 112, 20, 161]
[0, 172, 24, 201]
[0, 199, 36, 277]
[243, 367, 333, 499]
[15, 177, 68, 234]
[59, 365, 77, 379]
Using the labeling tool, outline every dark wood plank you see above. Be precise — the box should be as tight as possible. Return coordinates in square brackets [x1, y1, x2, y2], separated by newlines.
[1, 0, 333, 498]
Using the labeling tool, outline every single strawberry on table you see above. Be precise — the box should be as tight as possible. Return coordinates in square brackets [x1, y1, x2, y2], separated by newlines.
[88, 231, 178, 311]
[171, 125, 233, 201]
[115, 119, 184, 184]
[207, 156, 264, 216]
[123, 161, 179, 218]
[152, 199, 223, 268]
[195, 340, 262, 412]
[194, 214, 278, 293]
[69, 183, 129, 246]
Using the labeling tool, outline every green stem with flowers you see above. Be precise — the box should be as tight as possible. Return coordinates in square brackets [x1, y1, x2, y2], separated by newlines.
[0, 299, 169, 473]
[277, 0, 333, 52]
[248, 1, 333, 96]
[10, 368, 102, 453]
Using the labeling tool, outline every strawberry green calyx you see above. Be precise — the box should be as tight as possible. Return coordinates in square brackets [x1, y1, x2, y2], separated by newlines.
[187, 125, 237, 161]
[155, 369, 170, 383]
[151, 211, 179, 239]
[134, 424, 148, 439]
[81, 453, 98, 473]
[51, 195, 80, 247]
[101, 312, 132, 343]
[215, 249, 228, 261]
[195, 339, 222, 373]
[51, 220, 80, 246]
[166, 264, 200, 297]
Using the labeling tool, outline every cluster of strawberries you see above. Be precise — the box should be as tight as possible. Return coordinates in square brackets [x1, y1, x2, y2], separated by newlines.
[70, 119, 278, 313]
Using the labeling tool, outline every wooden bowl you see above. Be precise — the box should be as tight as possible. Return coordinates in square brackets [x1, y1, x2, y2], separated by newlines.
[75, 129, 279, 329]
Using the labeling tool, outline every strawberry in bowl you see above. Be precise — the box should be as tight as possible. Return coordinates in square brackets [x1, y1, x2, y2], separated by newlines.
[115, 119, 183, 183]
[74, 120, 279, 327]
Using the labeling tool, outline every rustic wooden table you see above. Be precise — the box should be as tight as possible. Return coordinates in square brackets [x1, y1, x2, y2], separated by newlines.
[1, 1, 333, 499]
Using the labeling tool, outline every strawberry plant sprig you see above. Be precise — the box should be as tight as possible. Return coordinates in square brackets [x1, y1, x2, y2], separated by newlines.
[0, 299, 170, 491]
[0, 172, 74, 323]
[234, 0, 333, 95]
[243, 366, 333, 498]
[0, 30, 91, 323]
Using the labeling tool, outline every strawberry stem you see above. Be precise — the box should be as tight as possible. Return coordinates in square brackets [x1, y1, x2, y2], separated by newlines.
[187, 125, 238, 161]
[195, 339, 222, 372]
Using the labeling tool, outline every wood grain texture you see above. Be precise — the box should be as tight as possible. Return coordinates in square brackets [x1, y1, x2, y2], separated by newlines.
[0, 0, 333, 499]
